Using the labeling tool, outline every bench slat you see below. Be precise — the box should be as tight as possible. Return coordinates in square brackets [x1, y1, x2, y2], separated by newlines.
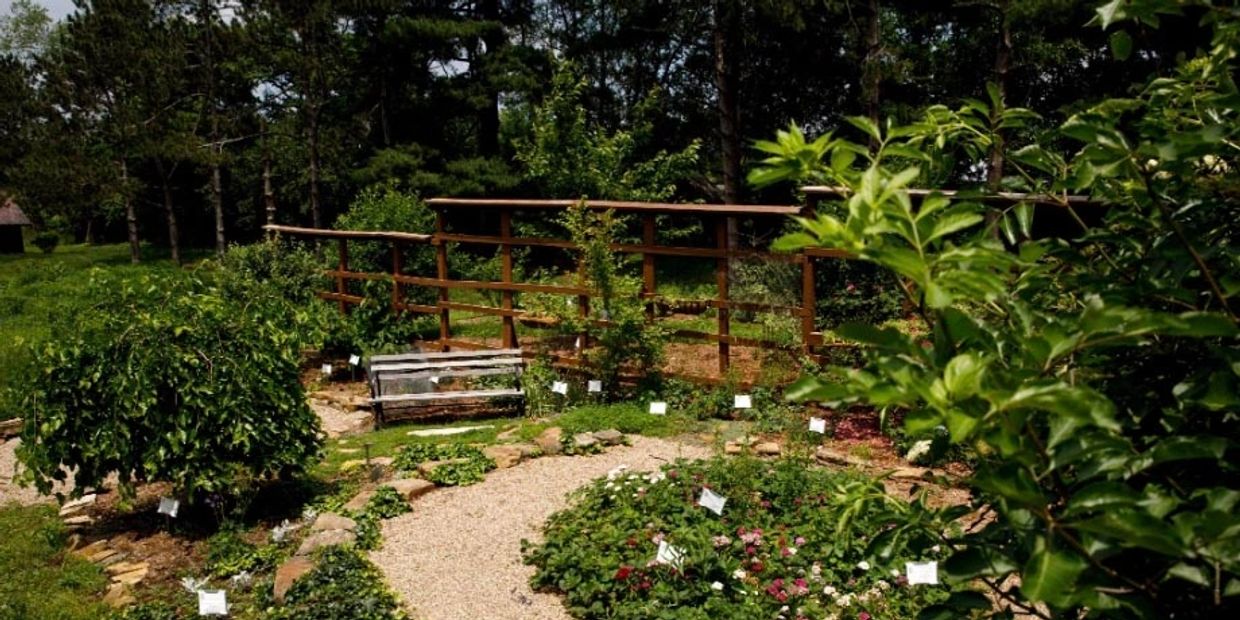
[371, 388, 524, 404]
[371, 357, 525, 373]
[368, 349, 522, 364]
[377, 367, 519, 382]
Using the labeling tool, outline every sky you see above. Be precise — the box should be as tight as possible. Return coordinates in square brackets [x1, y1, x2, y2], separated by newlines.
[1, 0, 76, 21]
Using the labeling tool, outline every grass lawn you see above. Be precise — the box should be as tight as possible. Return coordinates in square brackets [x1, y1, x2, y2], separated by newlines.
[0, 503, 110, 620]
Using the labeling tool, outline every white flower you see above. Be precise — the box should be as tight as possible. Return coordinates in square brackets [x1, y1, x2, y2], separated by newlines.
[646, 471, 666, 484]
[271, 519, 300, 543]
[931, 545, 941, 553]
[890, 569, 900, 577]
[857, 560, 870, 571]
[607, 465, 628, 480]
[835, 593, 853, 607]
[732, 568, 747, 580]
[180, 576, 208, 594]
[822, 584, 837, 596]
[904, 439, 932, 463]
[301, 507, 319, 522]
[230, 571, 253, 588]
[876, 580, 891, 591]
[711, 581, 724, 591]
[786, 546, 797, 555]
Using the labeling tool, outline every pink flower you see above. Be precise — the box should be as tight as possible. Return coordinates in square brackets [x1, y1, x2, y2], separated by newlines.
[858, 613, 871, 620]
[795, 536, 806, 546]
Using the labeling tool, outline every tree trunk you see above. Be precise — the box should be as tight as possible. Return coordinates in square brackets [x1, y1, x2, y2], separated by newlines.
[263, 124, 276, 227]
[862, 0, 882, 151]
[120, 159, 139, 264]
[307, 104, 322, 229]
[479, 0, 502, 156]
[201, 0, 225, 255]
[987, 1, 1012, 192]
[154, 158, 181, 265]
[713, 0, 742, 205]
[210, 141, 225, 256]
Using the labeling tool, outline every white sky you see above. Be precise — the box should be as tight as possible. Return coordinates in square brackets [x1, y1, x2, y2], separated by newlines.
[1, 0, 76, 21]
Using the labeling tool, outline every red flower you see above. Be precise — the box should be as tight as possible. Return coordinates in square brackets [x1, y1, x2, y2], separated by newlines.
[750, 560, 764, 572]
[639, 580, 652, 591]
[858, 613, 871, 620]
[614, 566, 633, 580]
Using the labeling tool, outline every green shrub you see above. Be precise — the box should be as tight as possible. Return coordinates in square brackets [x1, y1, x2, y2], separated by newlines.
[390, 442, 494, 487]
[205, 529, 286, 578]
[525, 457, 952, 619]
[266, 547, 408, 620]
[16, 271, 323, 503]
[106, 602, 183, 620]
[364, 485, 411, 520]
[30, 231, 59, 254]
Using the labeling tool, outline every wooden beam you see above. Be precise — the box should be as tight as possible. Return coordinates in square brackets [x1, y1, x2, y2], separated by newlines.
[427, 197, 803, 216]
[264, 224, 431, 242]
[799, 185, 1101, 207]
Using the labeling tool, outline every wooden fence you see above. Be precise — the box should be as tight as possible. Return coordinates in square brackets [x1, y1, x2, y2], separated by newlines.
[266, 198, 858, 384]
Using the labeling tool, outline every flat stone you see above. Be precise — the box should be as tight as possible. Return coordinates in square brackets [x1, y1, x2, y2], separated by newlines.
[385, 478, 436, 501]
[514, 443, 541, 458]
[72, 539, 109, 558]
[724, 441, 743, 455]
[417, 458, 469, 477]
[534, 427, 563, 455]
[372, 456, 394, 467]
[311, 513, 356, 533]
[406, 424, 493, 437]
[103, 583, 135, 608]
[274, 556, 316, 603]
[754, 441, 782, 456]
[343, 487, 377, 513]
[482, 445, 523, 469]
[88, 548, 121, 564]
[338, 448, 361, 454]
[63, 515, 94, 526]
[890, 467, 929, 480]
[59, 494, 97, 516]
[592, 429, 624, 445]
[296, 529, 356, 556]
[106, 561, 149, 576]
[495, 427, 520, 441]
[98, 552, 128, 567]
[346, 397, 372, 412]
[111, 567, 148, 586]
[815, 446, 868, 468]
[573, 433, 599, 449]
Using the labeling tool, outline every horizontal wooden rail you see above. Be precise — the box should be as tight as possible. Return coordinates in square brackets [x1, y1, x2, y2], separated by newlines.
[265, 224, 432, 242]
[427, 197, 804, 216]
[800, 186, 1101, 208]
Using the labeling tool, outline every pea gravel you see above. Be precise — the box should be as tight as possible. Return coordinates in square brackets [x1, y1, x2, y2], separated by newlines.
[370, 436, 711, 620]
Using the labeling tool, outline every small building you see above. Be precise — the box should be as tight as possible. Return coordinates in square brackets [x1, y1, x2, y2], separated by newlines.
[0, 197, 32, 254]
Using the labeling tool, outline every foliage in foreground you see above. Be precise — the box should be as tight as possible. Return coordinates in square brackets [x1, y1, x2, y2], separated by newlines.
[264, 547, 408, 620]
[0, 503, 109, 620]
[17, 269, 323, 503]
[391, 442, 496, 487]
[525, 457, 956, 620]
[754, 2, 1240, 617]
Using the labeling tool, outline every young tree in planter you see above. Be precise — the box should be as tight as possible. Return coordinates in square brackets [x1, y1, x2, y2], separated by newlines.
[16, 271, 323, 506]
[751, 2, 1239, 616]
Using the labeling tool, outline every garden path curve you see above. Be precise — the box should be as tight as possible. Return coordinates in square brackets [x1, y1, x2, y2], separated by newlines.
[371, 436, 711, 620]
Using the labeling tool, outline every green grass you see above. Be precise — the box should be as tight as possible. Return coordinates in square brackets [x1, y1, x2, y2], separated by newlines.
[554, 402, 696, 438]
[316, 416, 520, 477]
[0, 503, 110, 619]
[0, 244, 202, 418]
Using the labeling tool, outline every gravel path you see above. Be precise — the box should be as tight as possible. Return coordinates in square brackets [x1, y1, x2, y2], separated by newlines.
[371, 436, 711, 620]
[0, 438, 73, 506]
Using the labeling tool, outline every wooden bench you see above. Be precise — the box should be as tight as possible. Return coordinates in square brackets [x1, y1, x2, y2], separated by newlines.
[366, 348, 525, 426]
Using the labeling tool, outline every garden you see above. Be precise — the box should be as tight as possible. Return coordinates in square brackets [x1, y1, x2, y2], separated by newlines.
[1, 0, 1238, 619]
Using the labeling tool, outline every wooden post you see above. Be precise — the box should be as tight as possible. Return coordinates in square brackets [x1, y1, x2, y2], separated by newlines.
[499, 208, 516, 348]
[391, 243, 403, 314]
[642, 214, 656, 320]
[435, 209, 451, 350]
[715, 217, 730, 375]
[336, 238, 349, 314]
[801, 254, 816, 355]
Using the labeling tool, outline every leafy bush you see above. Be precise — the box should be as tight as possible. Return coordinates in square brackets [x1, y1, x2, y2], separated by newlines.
[214, 237, 339, 349]
[205, 529, 286, 578]
[30, 231, 59, 254]
[334, 184, 435, 285]
[16, 271, 323, 502]
[751, 4, 1240, 615]
[265, 547, 408, 620]
[364, 485, 412, 520]
[524, 457, 953, 619]
[390, 442, 495, 487]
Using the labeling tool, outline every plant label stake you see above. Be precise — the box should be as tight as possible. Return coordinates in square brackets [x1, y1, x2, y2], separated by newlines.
[649, 401, 668, 415]
[320, 363, 332, 378]
[197, 589, 228, 616]
[552, 381, 569, 395]
[808, 417, 826, 434]
[349, 354, 360, 380]
[157, 497, 180, 519]
[655, 540, 685, 569]
[430, 376, 440, 385]
[733, 394, 752, 409]
[905, 561, 938, 585]
[587, 380, 602, 393]
[698, 488, 727, 516]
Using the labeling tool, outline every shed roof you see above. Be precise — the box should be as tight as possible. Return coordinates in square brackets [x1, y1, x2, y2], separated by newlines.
[0, 198, 32, 226]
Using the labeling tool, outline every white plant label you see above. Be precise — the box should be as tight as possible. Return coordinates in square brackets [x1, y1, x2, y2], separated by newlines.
[197, 589, 227, 616]
[698, 488, 727, 516]
[655, 540, 685, 569]
[587, 380, 603, 393]
[552, 381, 569, 395]
[649, 401, 668, 415]
[429, 376, 440, 384]
[906, 561, 939, 585]
[157, 497, 179, 518]
[320, 364, 332, 376]
[809, 417, 827, 434]
[733, 394, 752, 409]
[348, 354, 361, 366]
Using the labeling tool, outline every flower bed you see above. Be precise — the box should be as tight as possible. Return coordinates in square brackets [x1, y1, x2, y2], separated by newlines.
[525, 457, 953, 619]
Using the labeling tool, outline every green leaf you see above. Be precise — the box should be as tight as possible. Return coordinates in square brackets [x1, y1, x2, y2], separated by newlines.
[945, 409, 979, 442]
[1065, 481, 1137, 515]
[917, 591, 992, 619]
[1075, 509, 1187, 556]
[771, 232, 819, 252]
[1021, 548, 1087, 607]
[943, 353, 984, 398]
[942, 547, 1019, 583]
[847, 116, 882, 142]
[1166, 562, 1210, 587]
[1110, 30, 1133, 60]
[926, 212, 984, 245]
[1014, 203, 1034, 238]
